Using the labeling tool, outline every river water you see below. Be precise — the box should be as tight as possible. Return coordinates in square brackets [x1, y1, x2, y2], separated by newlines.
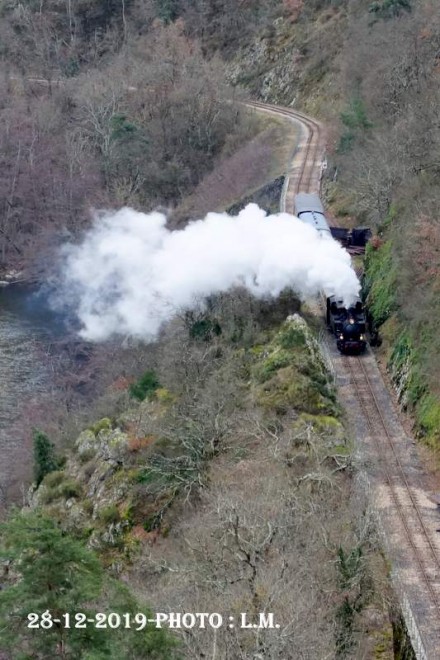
[0, 286, 64, 507]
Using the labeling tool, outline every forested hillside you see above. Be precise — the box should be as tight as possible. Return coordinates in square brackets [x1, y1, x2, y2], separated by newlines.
[1, 1, 432, 658]
[334, 1, 440, 448]
[0, 0, 264, 274]
[1, 296, 393, 658]
[307, 0, 440, 448]
[225, 0, 440, 448]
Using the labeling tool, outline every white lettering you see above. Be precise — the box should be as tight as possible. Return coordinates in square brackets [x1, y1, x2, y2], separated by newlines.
[259, 613, 275, 629]
[168, 613, 181, 628]
[195, 613, 209, 628]
[155, 613, 168, 628]
[181, 613, 196, 628]
[240, 613, 253, 629]
[209, 613, 223, 629]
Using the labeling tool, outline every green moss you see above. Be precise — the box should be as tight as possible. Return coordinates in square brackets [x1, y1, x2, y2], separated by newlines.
[155, 388, 175, 404]
[391, 334, 427, 409]
[364, 241, 397, 327]
[380, 314, 400, 347]
[89, 418, 112, 436]
[387, 329, 440, 444]
[107, 429, 129, 448]
[406, 368, 427, 409]
[290, 414, 346, 452]
[380, 202, 399, 231]
[296, 413, 344, 434]
[418, 394, 440, 444]
[253, 348, 292, 383]
[257, 366, 336, 416]
[332, 444, 351, 456]
[389, 330, 411, 371]
[372, 625, 393, 657]
[248, 317, 337, 417]
[277, 324, 306, 349]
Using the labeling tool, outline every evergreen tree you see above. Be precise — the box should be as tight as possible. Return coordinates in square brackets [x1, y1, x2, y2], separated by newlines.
[369, 0, 411, 19]
[33, 428, 59, 485]
[129, 370, 160, 401]
[155, 0, 180, 23]
[0, 510, 178, 658]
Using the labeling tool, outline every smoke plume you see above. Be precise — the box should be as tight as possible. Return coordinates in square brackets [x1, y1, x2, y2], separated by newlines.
[61, 204, 360, 341]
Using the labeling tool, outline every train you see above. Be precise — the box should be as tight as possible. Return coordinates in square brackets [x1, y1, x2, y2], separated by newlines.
[326, 296, 367, 354]
[294, 192, 332, 238]
[294, 192, 367, 354]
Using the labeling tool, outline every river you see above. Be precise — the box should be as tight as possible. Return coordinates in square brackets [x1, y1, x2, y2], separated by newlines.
[0, 286, 65, 508]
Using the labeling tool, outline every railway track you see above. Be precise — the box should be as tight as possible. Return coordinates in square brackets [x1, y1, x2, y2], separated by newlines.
[346, 356, 440, 626]
[250, 99, 440, 657]
[246, 100, 324, 202]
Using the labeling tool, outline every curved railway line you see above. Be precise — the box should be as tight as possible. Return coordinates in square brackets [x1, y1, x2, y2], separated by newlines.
[249, 99, 440, 658]
[246, 100, 324, 210]
[3, 84, 439, 655]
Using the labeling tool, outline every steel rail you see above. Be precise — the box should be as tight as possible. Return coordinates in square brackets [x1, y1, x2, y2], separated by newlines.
[249, 96, 440, 654]
[346, 355, 440, 625]
[246, 100, 323, 197]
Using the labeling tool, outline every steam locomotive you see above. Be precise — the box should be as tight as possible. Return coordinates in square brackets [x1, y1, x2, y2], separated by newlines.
[326, 296, 367, 354]
[294, 192, 367, 354]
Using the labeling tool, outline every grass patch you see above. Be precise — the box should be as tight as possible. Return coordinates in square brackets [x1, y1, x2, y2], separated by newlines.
[58, 479, 82, 499]
[98, 504, 121, 525]
[40, 477, 82, 504]
[42, 470, 65, 489]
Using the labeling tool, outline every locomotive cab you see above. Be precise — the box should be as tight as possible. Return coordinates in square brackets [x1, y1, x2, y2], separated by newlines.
[327, 296, 367, 354]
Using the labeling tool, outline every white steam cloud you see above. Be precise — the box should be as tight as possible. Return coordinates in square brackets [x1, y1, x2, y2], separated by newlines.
[62, 204, 360, 341]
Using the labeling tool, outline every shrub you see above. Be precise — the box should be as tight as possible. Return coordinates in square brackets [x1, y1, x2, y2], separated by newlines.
[155, 388, 174, 404]
[128, 436, 156, 453]
[89, 418, 112, 436]
[59, 480, 82, 499]
[253, 349, 292, 383]
[42, 470, 65, 489]
[129, 370, 161, 401]
[79, 448, 97, 464]
[278, 325, 306, 349]
[99, 505, 121, 525]
[341, 97, 372, 131]
[337, 131, 355, 154]
[369, 0, 411, 19]
[83, 499, 95, 515]
[33, 429, 59, 486]
[189, 318, 222, 341]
